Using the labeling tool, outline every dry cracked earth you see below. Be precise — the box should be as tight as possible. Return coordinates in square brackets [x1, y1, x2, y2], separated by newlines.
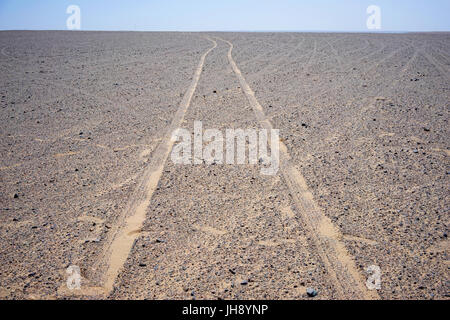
[0, 31, 449, 300]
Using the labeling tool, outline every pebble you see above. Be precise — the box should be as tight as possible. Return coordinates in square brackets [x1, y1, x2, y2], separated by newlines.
[306, 288, 318, 297]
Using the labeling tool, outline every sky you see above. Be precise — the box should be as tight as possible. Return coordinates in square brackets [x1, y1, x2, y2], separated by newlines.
[0, 0, 449, 32]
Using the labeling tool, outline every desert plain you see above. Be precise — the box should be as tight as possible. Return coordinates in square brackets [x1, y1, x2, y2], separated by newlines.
[0, 31, 449, 299]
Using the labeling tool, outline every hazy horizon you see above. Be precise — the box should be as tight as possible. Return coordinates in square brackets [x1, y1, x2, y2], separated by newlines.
[0, 0, 449, 32]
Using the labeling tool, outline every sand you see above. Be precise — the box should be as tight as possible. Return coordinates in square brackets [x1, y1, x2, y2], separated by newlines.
[0, 31, 448, 300]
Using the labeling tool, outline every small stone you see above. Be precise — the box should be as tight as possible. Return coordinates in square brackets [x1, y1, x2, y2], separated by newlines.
[13, 193, 19, 198]
[306, 288, 318, 297]
[138, 263, 147, 267]
[413, 149, 418, 153]
[240, 280, 248, 285]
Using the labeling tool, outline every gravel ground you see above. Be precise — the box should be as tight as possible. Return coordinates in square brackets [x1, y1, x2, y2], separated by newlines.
[0, 31, 448, 300]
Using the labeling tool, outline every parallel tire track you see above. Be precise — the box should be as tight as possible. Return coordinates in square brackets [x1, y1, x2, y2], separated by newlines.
[81, 37, 217, 296]
[419, 49, 450, 82]
[217, 36, 378, 300]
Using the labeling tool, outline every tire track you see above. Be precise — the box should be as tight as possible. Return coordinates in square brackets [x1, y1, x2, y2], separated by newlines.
[238, 36, 307, 74]
[236, 33, 298, 67]
[346, 43, 421, 138]
[261, 40, 411, 124]
[301, 42, 411, 108]
[1, 44, 189, 82]
[240, 35, 347, 80]
[323, 38, 345, 73]
[1, 46, 141, 117]
[1, 42, 208, 153]
[322, 40, 388, 75]
[419, 49, 450, 82]
[76, 37, 217, 296]
[217, 36, 378, 300]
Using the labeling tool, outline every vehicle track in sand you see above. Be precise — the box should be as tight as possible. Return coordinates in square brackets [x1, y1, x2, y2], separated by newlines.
[71, 37, 217, 296]
[216, 36, 378, 300]
[2, 31, 448, 300]
[419, 49, 450, 82]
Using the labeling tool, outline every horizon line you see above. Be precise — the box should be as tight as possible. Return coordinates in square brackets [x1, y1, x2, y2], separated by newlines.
[1, 29, 450, 33]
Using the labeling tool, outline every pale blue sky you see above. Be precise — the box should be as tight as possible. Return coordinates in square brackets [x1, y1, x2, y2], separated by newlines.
[0, 0, 449, 32]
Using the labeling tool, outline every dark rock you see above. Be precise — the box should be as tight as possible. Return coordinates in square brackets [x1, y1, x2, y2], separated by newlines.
[306, 288, 318, 297]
